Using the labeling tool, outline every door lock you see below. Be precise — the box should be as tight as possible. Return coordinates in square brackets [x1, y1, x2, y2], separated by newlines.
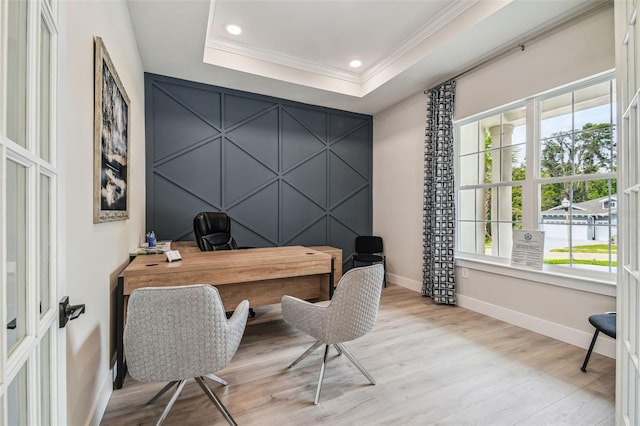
[59, 296, 86, 328]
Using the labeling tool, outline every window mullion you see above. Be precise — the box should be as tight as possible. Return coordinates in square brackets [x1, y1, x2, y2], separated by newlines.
[524, 98, 537, 231]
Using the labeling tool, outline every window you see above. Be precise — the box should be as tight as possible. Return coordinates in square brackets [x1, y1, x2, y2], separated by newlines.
[456, 74, 617, 276]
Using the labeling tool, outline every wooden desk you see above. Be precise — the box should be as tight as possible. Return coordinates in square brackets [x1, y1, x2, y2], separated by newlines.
[115, 245, 341, 389]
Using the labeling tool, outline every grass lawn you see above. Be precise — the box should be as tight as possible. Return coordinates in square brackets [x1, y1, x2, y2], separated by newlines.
[544, 259, 617, 267]
[549, 244, 617, 254]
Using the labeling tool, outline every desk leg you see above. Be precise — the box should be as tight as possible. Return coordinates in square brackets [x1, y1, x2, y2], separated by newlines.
[329, 258, 335, 299]
[115, 275, 126, 389]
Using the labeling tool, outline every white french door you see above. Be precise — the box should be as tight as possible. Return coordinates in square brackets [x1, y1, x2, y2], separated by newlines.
[616, 1, 640, 425]
[1, 0, 65, 424]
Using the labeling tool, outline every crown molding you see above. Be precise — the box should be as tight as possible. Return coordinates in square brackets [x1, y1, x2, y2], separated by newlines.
[204, 0, 481, 89]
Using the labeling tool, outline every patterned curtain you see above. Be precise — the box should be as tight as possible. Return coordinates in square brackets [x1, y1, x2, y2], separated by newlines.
[422, 80, 456, 305]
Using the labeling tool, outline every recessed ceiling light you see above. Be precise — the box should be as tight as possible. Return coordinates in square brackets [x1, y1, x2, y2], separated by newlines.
[226, 24, 242, 35]
[349, 59, 362, 68]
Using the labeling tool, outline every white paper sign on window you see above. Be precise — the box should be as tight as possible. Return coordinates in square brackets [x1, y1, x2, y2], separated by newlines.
[511, 230, 545, 270]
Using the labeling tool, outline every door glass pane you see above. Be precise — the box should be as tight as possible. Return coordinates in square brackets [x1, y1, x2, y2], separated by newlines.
[7, 0, 29, 147]
[40, 331, 52, 425]
[40, 175, 51, 316]
[40, 19, 52, 162]
[7, 160, 28, 353]
[8, 365, 28, 425]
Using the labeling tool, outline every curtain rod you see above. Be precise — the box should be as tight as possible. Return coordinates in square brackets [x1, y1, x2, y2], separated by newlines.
[424, 0, 611, 94]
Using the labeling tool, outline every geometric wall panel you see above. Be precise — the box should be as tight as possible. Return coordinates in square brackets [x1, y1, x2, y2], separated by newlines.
[286, 216, 328, 246]
[228, 181, 279, 244]
[155, 137, 222, 207]
[224, 141, 278, 205]
[145, 73, 372, 266]
[329, 113, 367, 143]
[154, 81, 222, 130]
[283, 152, 327, 207]
[332, 187, 370, 236]
[283, 105, 327, 141]
[329, 152, 367, 207]
[282, 109, 326, 170]
[331, 124, 370, 177]
[329, 217, 360, 261]
[282, 182, 326, 242]
[227, 109, 279, 172]
[151, 86, 219, 161]
[225, 94, 276, 128]
[153, 175, 218, 240]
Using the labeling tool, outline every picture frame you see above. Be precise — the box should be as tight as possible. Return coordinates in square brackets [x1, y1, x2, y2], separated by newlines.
[93, 36, 130, 223]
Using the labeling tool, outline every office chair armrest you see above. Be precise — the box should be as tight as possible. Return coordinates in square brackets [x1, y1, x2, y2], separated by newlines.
[225, 300, 249, 360]
[281, 295, 328, 341]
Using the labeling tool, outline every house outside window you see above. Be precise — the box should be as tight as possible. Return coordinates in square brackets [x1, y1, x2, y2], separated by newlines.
[456, 73, 617, 276]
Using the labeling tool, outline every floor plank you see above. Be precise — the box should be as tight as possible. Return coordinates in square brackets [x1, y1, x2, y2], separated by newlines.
[101, 285, 615, 425]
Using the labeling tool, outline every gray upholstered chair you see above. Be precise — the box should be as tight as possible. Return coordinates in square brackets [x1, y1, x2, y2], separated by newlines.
[123, 284, 249, 425]
[281, 264, 385, 404]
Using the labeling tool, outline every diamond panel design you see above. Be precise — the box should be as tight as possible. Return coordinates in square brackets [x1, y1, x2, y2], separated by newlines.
[225, 94, 276, 128]
[146, 75, 371, 249]
[156, 81, 221, 129]
[282, 182, 325, 242]
[225, 140, 277, 205]
[329, 152, 367, 206]
[329, 217, 359, 261]
[284, 105, 327, 141]
[153, 175, 218, 240]
[152, 86, 219, 161]
[332, 187, 370, 236]
[227, 109, 278, 171]
[329, 114, 367, 143]
[227, 181, 278, 243]
[285, 217, 327, 246]
[156, 137, 222, 206]
[282, 109, 326, 170]
[283, 152, 327, 207]
[331, 124, 370, 177]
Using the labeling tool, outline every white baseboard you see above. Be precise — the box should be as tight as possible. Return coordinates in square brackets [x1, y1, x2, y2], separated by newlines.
[86, 369, 113, 426]
[456, 293, 615, 359]
[387, 274, 615, 359]
[387, 272, 422, 292]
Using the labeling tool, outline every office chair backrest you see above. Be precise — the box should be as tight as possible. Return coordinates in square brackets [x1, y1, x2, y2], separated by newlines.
[193, 211, 238, 251]
[124, 284, 247, 382]
[325, 264, 384, 344]
[355, 236, 383, 254]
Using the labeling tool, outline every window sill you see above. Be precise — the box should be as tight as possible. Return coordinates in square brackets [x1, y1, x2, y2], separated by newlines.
[455, 254, 616, 297]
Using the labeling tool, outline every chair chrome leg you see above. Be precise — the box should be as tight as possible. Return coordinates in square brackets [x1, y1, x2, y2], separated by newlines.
[288, 340, 323, 369]
[314, 345, 330, 405]
[581, 329, 600, 372]
[195, 376, 237, 426]
[146, 381, 178, 405]
[336, 343, 376, 385]
[156, 379, 187, 426]
[204, 373, 228, 386]
[333, 344, 342, 356]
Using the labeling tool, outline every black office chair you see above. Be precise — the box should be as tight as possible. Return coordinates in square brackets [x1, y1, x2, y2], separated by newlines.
[581, 312, 616, 372]
[193, 212, 255, 317]
[352, 236, 386, 287]
[193, 212, 239, 251]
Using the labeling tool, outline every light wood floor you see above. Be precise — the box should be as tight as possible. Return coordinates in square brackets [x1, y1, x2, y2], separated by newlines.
[101, 285, 615, 426]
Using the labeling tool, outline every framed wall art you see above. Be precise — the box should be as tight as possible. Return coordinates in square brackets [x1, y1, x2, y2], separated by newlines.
[93, 36, 130, 223]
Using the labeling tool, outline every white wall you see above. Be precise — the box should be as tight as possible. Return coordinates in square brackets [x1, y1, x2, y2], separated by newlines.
[373, 5, 616, 357]
[58, 1, 145, 424]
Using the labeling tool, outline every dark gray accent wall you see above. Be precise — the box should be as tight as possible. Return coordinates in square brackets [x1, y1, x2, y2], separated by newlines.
[144, 73, 373, 265]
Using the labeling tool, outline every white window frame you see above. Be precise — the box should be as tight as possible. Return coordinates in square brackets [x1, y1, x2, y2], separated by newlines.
[454, 71, 617, 296]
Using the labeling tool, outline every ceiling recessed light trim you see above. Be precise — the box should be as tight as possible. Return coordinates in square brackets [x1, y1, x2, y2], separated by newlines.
[349, 59, 362, 68]
[226, 24, 242, 35]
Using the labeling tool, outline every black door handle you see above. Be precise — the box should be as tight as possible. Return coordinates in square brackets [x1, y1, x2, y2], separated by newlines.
[59, 296, 86, 328]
